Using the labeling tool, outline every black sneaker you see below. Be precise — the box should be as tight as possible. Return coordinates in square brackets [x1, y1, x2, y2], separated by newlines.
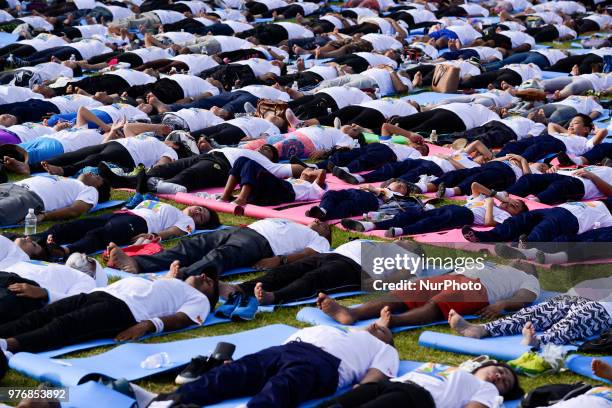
[97, 162, 138, 189]
[305, 205, 326, 220]
[289, 155, 309, 168]
[435, 182, 446, 199]
[341, 218, 365, 232]
[405, 182, 423, 196]
[495, 243, 526, 260]
[175, 342, 236, 385]
[333, 167, 360, 184]
[556, 151, 574, 167]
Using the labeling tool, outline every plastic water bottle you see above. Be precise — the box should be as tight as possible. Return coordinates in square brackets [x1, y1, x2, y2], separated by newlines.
[24, 209, 37, 236]
[429, 129, 438, 143]
[194, 192, 211, 199]
[69, 54, 76, 62]
[140, 352, 171, 369]
[367, 211, 384, 221]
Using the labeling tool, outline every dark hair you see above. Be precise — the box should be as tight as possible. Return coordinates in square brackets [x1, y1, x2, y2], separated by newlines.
[207, 275, 220, 309]
[474, 361, 524, 400]
[97, 179, 111, 203]
[574, 114, 594, 132]
[72, 65, 83, 77]
[203, 207, 221, 230]
[263, 144, 279, 162]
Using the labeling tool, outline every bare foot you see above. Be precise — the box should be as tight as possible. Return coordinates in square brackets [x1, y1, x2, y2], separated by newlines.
[521, 321, 539, 347]
[107, 243, 141, 273]
[571, 64, 580, 76]
[66, 85, 74, 94]
[219, 194, 233, 202]
[317, 293, 355, 325]
[376, 305, 392, 328]
[254, 282, 275, 305]
[166, 260, 181, 278]
[448, 309, 488, 338]
[592, 359, 612, 381]
[3, 156, 30, 175]
[233, 197, 247, 207]
[412, 71, 422, 87]
[147, 94, 170, 114]
[553, 90, 562, 100]
[41, 161, 64, 176]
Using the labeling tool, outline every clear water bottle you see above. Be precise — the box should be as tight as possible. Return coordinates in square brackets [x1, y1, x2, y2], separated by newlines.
[429, 129, 438, 143]
[24, 208, 37, 235]
[140, 352, 171, 369]
[69, 54, 76, 62]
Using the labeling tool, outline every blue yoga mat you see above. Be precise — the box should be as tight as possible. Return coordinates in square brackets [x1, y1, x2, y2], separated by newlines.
[11, 324, 298, 386]
[62, 381, 136, 408]
[254, 17, 274, 23]
[258, 290, 365, 312]
[402, 92, 462, 105]
[0, 200, 126, 229]
[104, 264, 256, 280]
[418, 331, 580, 361]
[566, 355, 612, 384]
[296, 305, 478, 333]
[0, 32, 18, 47]
[541, 71, 569, 79]
[36, 313, 231, 359]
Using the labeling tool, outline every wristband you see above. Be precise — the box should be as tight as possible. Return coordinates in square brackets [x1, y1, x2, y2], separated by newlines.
[149, 317, 164, 333]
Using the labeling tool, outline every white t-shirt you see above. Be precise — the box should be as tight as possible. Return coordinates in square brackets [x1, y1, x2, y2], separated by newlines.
[164, 108, 223, 132]
[115, 135, 178, 167]
[465, 47, 503, 61]
[424, 151, 479, 173]
[319, 15, 345, 29]
[394, 364, 499, 408]
[559, 166, 612, 200]
[152, 10, 186, 25]
[559, 201, 612, 234]
[255, 0, 287, 10]
[157, 31, 196, 45]
[354, 52, 398, 69]
[380, 140, 421, 161]
[317, 86, 372, 109]
[234, 58, 281, 77]
[307, 65, 340, 81]
[129, 46, 174, 63]
[359, 17, 394, 35]
[435, 103, 500, 130]
[49, 94, 102, 113]
[499, 21, 526, 32]
[46, 128, 104, 153]
[406, 9, 436, 24]
[294, 126, 358, 150]
[363, 68, 412, 95]
[15, 175, 99, 211]
[460, 3, 489, 16]
[296, 2, 319, 15]
[222, 20, 253, 33]
[20, 33, 67, 51]
[362, 34, 403, 51]
[227, 117, 280, 138]
[73, 0, 95, 9]
[214, 36, 253, 52]
[95, 277, 210, 323]
[0, 235, 29, 270]
[168, 74, 219, 98]
[22, 62, 74, 82]
[275, 22, 314, 39]
[240, 85, 290, 101]
[580, 73, 612, 92]
[345, 7, 377, 18]
[70, 39, 112, 60]
[18, 16, 54, 31]
[175, 0, 210, 14]
[548, 387, 612, 408]
[588, 47, 612, 58]
[216, 147, 292, 178]
[74, 24, 108, 38]
[284, 326, 399, 388]
[477, 89, 515, 107]
[9, 122, 55, 143]
[332, 239, 364, 266]
[530, 11, 563, 24]
[497, 116, 545, 139]
[444, 60, 481, 80]
[0, 85, 42, 104]
[464, 195, 512, 226]
[4, 261, 96, 303]
[97, 3, 134, 21]
[550, 133, 594, 155]
[289, 178, 326, 201]
[108, 69, 157, 86]
[533, 48, 566, 65]
[94, 103, 149, 123]
[499, 31, 536, 48]
[584, 14, 612, 28]
[171, 54, 218, 75]
[554, 24, 577, 39]
[462, 262, 540, 303]
[248, 218, 330, 255]
[504, 63, 542, 81]
[130, 200, 194, 234]
[359, 98, 417, 118]
[447, 25, 482, 46]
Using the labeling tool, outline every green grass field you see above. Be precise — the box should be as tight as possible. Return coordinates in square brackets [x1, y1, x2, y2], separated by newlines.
[1, 187, 608, 400]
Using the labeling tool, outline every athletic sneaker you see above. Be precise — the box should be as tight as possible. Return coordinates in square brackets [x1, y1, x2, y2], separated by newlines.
[175, 342, 236, 385]
[124, 193, 144, 209]
[305, 205, 326, 220]
[214, 292, 242, 318]
[230, 295, 258, 321]
[435, 182, 446, 199]
[341, 218, 365, 232]
[333, 166, 360, 184]
[405, 182, 424, 196]
[494, 243, 526, 260]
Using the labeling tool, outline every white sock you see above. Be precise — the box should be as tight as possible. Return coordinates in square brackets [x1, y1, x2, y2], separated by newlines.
[318, 207, 327, 215]
[570, 156, 582, 165]
[3, 350, 12, 360]
[416, 182, 428, 193]
[518, 248, 538, 260]
[354, 174, 365, 183]
[339, 166, 349, 172]
[360, 221, 375, 231]
[155, 182, 187, 194]
[0, 339, 7, 352]
[542, 251, 569, 264]
[445, 188, 456, 197]
[392, 227, 403, 236]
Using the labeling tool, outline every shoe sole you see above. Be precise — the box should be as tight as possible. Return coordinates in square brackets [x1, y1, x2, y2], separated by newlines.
[495, 243, 526, 260]
[175, 374, 200, 385]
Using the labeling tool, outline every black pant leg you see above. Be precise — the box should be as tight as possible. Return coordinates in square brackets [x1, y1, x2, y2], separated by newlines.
[0, 272, 45, 325]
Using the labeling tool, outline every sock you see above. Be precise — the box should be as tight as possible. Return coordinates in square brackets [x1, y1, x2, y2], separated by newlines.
[416, 181, 427, 193]
[360, 221, 375, 231]
[518, 248, 538, 260]
[570, 156, 582, 165]
[542, 251, 568, 264]
[392, 227, 403, 236]
[0, 339, 7, 352]
[319, 207, 327, 215]
[339, 166, 349, 172]
[445, 188, 456, 197]
[155, 181, 187, 194]
[354, 174, 364, 183]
